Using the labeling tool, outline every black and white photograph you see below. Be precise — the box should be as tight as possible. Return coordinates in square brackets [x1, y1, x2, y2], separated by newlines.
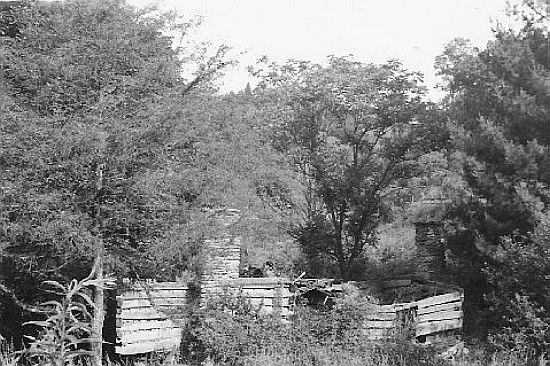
[0, 0, 548, 365]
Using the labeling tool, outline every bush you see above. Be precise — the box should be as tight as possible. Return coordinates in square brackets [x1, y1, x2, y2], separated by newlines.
[483, 234, 549, 358]
[183, 288, 450, 366]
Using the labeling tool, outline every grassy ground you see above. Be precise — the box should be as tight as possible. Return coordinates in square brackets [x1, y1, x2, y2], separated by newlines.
[1, 342, 545, 366]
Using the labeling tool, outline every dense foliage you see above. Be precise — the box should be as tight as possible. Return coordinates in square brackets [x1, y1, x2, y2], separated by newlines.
[435, 0, 549, 354]
[0, 0, 292, 344]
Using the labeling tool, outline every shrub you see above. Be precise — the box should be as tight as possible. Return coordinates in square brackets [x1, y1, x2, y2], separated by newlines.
[19, 272, 114, 366]
[483, 234, 549, 358]
[184, 287, 450, 366]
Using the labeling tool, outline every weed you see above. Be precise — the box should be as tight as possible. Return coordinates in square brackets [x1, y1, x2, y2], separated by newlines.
[19, 271, 114, 366]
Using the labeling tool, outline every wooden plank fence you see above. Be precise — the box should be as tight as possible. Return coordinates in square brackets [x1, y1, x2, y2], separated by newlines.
[115, 280, 463, 354]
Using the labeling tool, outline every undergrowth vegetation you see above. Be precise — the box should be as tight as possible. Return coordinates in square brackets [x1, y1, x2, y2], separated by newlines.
[178, 291, 546, 366]
[183, 292, 447, 366]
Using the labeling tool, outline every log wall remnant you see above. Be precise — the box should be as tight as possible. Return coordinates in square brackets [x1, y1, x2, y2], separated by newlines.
[115, 281, 190, 355]
[230, 277, 293, 317]
[113, 212, 463, 355]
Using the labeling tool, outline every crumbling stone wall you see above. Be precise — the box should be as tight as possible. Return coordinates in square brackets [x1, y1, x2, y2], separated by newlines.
[415, 221, 445, 280]
[200, 209, 242, 303]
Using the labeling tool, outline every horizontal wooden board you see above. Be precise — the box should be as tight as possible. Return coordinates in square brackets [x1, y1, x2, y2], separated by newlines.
[232, 278, 292, 287]
[416, 292, 463, 309]
[417, 310, 463, 323]
[117, 327, 182, 344]
[378, 302, 416, 312]
[364, 320, 396, 329]
[116, 319, 177, 333]
[119, 308, 171, 321]
[118, 291, 189, 300]
[117, 317, 185, 328]
[116, 337, 181, 355]
[416, 319, 463, 337]
[121, 298, 187, 309]
[416, 301, 461, 315]
[122, 285, 190, 291]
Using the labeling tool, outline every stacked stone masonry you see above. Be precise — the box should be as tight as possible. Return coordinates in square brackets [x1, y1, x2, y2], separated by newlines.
[415, 221, 446, 280]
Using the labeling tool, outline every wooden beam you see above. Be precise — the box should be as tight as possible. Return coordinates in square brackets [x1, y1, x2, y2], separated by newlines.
[416, 319, 463, 336]
[416, 292, 463, 309]
[417, 301, 461, 316]
[417, 310, 463, 323]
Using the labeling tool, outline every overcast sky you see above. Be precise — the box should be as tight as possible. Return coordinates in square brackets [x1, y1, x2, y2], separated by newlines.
[129, 0, 509, 100]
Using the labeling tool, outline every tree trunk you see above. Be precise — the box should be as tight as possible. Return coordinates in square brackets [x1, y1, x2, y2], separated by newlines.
[92, 247, 104, 366]
[92, 164, 105, 366]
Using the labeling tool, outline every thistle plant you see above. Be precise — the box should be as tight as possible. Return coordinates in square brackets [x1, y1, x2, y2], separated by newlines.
[21, 271, 114, 366]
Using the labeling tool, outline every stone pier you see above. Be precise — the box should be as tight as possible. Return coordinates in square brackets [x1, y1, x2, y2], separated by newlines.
[415, 221, 446, 280]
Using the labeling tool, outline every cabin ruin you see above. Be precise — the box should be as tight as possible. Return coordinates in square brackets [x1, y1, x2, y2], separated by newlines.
[113, 209, 463, 355]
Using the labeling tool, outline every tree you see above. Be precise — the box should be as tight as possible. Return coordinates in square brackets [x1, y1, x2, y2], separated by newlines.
[0, 0, 230, 349]
[253, 56, 446, 279]
[435, 0, 549, 348]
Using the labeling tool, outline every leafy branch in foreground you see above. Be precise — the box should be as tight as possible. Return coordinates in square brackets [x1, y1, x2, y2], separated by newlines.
[20, 268, 115, 366]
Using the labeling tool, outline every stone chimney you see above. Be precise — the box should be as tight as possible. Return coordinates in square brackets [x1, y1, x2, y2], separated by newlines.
[200, 209, 242, 304]
[414, 221, 445, 281]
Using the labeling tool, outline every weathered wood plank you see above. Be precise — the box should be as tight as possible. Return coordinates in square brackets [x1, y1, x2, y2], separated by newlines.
[116, 319, 177, 332]
[117, 327, 182, 344]
[378, 302, 416, 312]
[417, 310, 463, 323]
[121, 299, 187, 309]
[119, 308, 171, 321]
[416, 319, 463, 336]
[115, 337, 181, 355]
[118, 318, 186, 329]
[231, 281, 292, 289]
[416, 292, 463, 309]
[416, 301, 461, 315]
[121, 281, 189, 290]
[120, 291, 190, 300]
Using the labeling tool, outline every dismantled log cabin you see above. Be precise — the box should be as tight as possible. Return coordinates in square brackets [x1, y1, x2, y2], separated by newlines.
[112, 209, 464, 355]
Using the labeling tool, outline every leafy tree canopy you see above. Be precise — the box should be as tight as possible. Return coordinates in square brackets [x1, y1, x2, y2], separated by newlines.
[252, 56, 447, 279]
